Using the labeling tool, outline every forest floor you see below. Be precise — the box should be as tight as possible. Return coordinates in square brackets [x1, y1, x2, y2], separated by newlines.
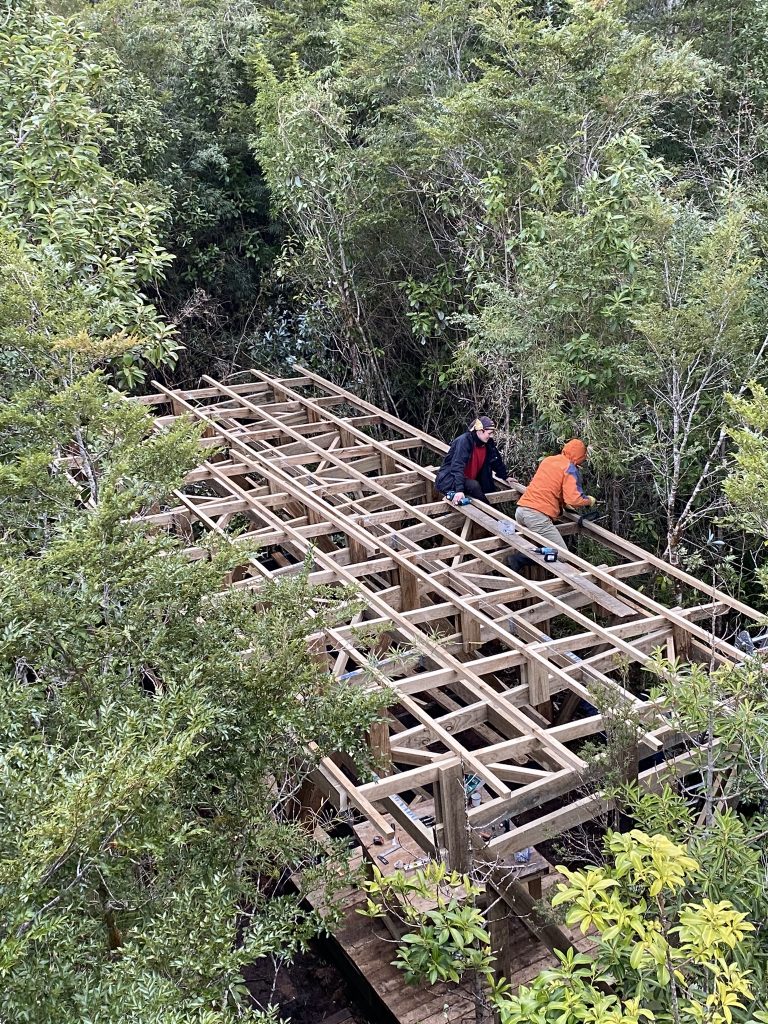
[243, 938, 380, 1024]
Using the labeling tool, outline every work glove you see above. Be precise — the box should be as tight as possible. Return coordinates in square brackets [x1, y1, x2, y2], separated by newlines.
[586, 495, 597, 507]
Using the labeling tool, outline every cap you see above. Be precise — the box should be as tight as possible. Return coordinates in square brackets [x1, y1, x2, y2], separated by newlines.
[470, 416, 495, 431]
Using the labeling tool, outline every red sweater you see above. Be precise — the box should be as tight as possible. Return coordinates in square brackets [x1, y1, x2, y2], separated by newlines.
[464, 443, 487, 482]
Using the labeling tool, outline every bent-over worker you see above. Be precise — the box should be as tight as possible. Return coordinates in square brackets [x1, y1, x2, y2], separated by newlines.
[435, 416, 508, 505]
[515, 438, 596, 548]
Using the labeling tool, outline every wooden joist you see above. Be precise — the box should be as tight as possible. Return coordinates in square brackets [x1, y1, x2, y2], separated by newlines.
[134, 370, 760, 874]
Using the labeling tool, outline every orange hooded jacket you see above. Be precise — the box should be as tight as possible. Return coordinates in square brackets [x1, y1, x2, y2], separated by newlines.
[517, 440, 591, 519]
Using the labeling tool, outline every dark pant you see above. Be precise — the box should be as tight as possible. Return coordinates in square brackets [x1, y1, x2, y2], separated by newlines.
[462, 478, 489, 504]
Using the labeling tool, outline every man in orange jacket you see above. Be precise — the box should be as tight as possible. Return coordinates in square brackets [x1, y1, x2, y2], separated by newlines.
[514, 439, 596, 549]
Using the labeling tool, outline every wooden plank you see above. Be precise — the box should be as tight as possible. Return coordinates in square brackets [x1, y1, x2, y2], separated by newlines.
[207, 375, 695, 703]
[272, 376, 745, 663]
[178, 383, 588, 773]
[462, 503, 638, 619]
[483, 792, 612, 856]
[312, 750, 396, 839]
[569, 512, 763, 621]
[483, 747, 705, 857]
[469, 768, 576, 826]
[359, 761, 452, 799]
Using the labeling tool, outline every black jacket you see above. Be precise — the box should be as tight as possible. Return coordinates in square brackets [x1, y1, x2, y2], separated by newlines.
[435, 431, 508, 496]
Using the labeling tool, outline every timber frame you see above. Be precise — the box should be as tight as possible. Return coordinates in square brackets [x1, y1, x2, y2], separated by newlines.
[137, 368, 762, 874]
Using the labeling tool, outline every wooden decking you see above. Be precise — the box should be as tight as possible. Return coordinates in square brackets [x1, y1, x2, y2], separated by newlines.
[311, 820, 594, 1024]
[334, 884, 475, 1024]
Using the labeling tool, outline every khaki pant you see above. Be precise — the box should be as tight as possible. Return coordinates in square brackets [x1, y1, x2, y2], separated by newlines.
[515, 506, 565, 549]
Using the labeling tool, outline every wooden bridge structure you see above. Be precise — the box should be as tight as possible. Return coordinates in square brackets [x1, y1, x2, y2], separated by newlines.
[139, 368, 762, 1018]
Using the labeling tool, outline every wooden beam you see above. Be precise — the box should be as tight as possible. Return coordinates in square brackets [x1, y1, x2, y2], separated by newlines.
[139, 372, 748, 867]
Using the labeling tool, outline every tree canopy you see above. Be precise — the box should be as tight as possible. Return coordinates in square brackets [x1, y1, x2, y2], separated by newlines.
[0, 99, 383, 1016]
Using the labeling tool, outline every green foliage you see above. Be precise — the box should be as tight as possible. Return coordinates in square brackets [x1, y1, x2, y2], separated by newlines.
[0, 355, 385, 1020]
[725, 384, 768, 549]
[624, 639, 768, 991]
[359, 862, 494, 985]
[363, 834, 764, 1023]
[0, 2, 180, 386]
[467, 157, 768, 557]
[621, 789, 768, 982]
[252, 63, 405, 398]
[252, 0, 714, 412]
[259, 0, 343, 74]
[647, 651, 768, 805]
[250, 0, 768, 567]
[14, 0, 768, 572]
[63, 0, 278, 376]
[497, 830, 762, 1024]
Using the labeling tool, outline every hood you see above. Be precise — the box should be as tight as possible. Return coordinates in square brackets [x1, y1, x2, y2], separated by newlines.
[562, 439, 587, 464]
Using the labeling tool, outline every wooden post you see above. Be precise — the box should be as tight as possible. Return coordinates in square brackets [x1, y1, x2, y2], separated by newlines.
[296, 778, 324, 825]
[227, 563, 251, 585]
[672, 624, 693, 663]
[398, 565, 420, 612]
[437, 762, 470, 874]
[347, 535, 367, 566]
[618, 738, 639, 790]
[461, 610, 482, 654]
[524, 656, 550, 706]
[380, 449, 396, 476]
[554, 691, 582, 726]
[487, 867, 577, 956]
[486, 882, 515, 981]
[527, 877, 543, 901]
[368, 716, 392, 776]
[172, 511, 194, 544]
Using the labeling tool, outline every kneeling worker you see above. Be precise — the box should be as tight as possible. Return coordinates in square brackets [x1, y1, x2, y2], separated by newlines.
[515, 439, 596, 548]
[435, 416, 508, 505]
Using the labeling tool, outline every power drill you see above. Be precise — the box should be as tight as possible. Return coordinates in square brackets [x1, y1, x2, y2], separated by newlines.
[445, 491, 471, 506]
[535, 546, 558, 562]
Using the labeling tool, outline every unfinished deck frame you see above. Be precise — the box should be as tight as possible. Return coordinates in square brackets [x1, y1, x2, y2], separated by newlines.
[138, 369, 762, 872]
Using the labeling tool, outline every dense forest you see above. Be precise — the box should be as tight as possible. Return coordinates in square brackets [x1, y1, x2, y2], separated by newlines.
[2, 0, 768, 1021]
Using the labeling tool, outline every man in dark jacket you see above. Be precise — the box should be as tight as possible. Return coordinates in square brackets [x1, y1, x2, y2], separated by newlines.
[435, 416, 509, 505]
